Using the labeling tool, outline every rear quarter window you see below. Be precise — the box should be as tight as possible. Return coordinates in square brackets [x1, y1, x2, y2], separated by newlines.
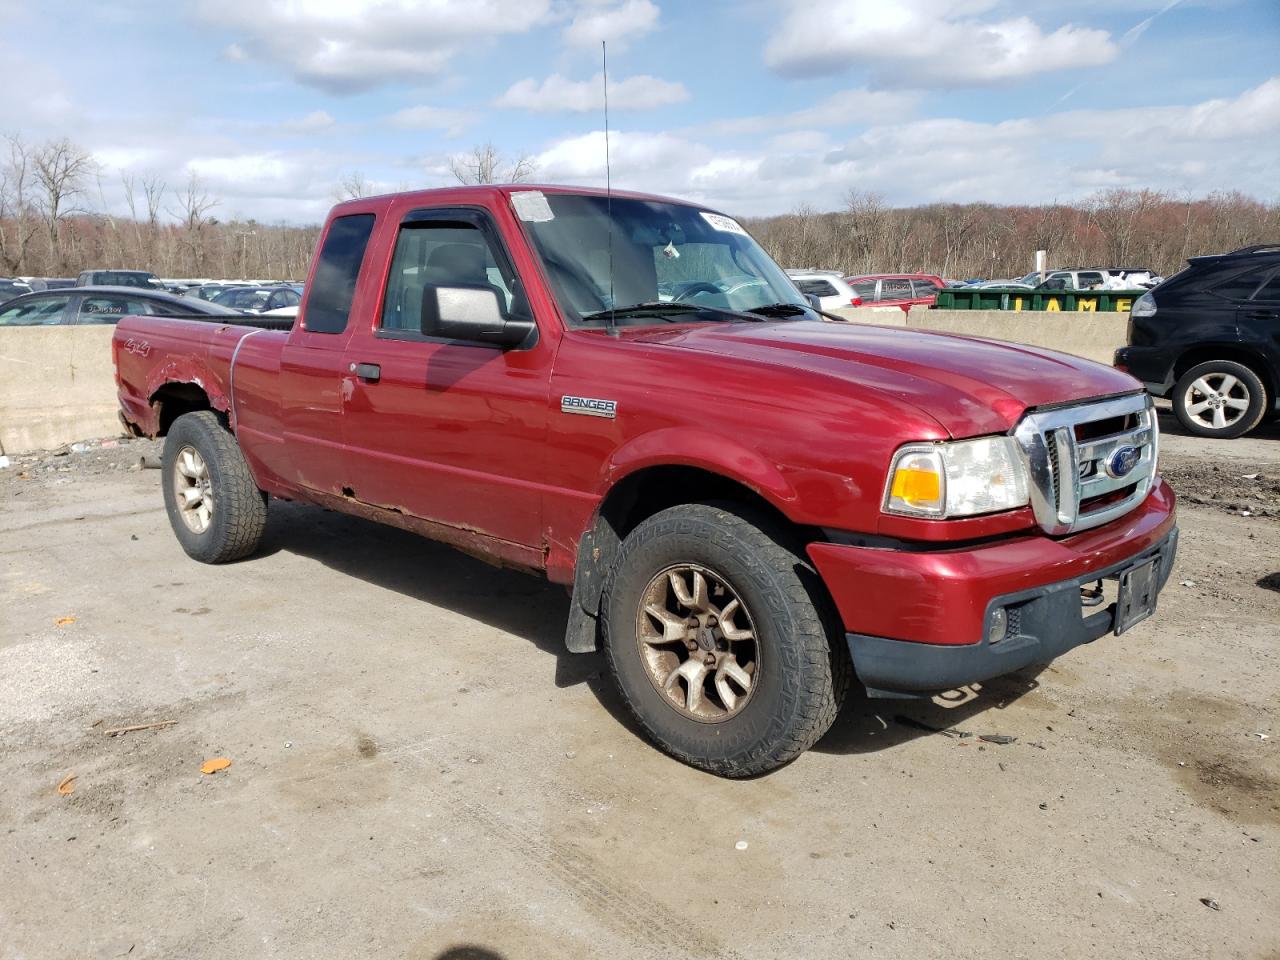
[305, 213, 377, 334]
[1210, 267, 1269, 302]
[795, 279, 837, 297]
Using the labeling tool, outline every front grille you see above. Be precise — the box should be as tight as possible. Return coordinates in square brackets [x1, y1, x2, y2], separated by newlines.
[1013, 393, 1158, 535]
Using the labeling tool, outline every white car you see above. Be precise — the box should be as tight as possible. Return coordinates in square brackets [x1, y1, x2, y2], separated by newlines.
[785, 270, 863, 310]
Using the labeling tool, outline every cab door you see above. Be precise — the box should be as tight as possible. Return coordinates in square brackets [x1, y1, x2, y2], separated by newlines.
[338, 203, 553, 551]
[276, 211, 378, 496]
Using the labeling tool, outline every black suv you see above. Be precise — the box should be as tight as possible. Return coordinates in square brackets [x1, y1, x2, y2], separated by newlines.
[1115, 244, 1279, 439]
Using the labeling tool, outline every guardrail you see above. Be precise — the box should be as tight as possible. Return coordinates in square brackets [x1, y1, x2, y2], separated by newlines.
[936, 287, 1146, 312]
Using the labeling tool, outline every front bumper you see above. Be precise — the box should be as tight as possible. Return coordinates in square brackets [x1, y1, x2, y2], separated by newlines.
[807, 479, 1178, 697]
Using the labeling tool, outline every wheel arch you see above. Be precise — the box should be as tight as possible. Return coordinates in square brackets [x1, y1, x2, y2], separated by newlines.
[563, 449, 819, 654]
[148, 380, 221, 436]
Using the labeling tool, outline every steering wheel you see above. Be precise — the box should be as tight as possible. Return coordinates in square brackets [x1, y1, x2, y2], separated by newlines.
[672, 281, 723, 302]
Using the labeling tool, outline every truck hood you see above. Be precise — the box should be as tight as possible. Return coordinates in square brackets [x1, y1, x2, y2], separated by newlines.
[628, 320, 1141, 437]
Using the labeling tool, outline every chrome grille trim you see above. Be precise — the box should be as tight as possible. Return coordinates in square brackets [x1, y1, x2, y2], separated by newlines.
[1013, 393, 1158, 535]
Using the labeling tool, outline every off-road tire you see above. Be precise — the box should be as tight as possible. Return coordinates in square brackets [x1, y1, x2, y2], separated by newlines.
[162, 411, 267, 563]
[602, 501, 850, 777]
[1172, 360, 1267, 439]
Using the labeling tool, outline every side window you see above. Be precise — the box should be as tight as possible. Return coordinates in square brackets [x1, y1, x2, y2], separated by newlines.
[912, 280, 940, 297]
[305, 213, 376, 334]
[849, 281, 877, 300]
[78, 296, 148, 323]
[796, 279, 837, 297]
[1210, 268, 1267, 301]
[1078, 272, 1104, 288]
[380, 220, 519, 337]
[881, 278, 913, 299]
[1250, 272, 1280, 301]
[0, 296, 71, 325]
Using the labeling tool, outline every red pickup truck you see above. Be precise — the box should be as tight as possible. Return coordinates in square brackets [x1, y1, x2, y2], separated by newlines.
[113, 185, 1177, 777]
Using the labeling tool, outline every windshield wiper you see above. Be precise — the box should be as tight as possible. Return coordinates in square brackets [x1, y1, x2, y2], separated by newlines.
[580, 301, 766, 324]
[748, 301, 847, 323]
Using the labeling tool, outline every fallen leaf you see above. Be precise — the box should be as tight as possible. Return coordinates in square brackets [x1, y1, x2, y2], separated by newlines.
[200, 758, 232, 775]
[56, 774, 77, 796]
[54, 616, 76, 627]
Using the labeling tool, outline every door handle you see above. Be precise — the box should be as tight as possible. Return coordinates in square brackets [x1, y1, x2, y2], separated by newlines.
[352, 362, 381, 383]
[1243, 310, 1277, 321]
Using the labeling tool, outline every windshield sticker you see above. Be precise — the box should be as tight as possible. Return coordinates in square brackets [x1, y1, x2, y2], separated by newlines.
[699, 212, 747, 236]
[511, 190, 554, 223]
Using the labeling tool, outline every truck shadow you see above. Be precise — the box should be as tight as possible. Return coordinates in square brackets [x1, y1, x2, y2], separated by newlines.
[257, 500, 604, 685]
[256, 499, 1051, 758]
[813, 666, 1047, 756]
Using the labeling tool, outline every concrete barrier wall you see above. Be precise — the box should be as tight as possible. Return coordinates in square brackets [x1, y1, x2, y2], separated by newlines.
[830, 308, 1128, 366]
[0, 326, 122, 455]
[0, 310, 1129, 454]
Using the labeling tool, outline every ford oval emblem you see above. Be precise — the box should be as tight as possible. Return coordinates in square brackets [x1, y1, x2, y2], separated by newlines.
[1106, 445, 1141, 479]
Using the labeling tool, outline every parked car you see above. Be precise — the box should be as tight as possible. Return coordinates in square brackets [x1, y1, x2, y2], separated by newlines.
[0, 278, 33, 304]
[785, 270, 863, 310]
[75, 269, 164, 290]
[186, 282, 250, 302]
[1115, 243, 1279, 439]
[211, 285, 303, 313]
[0, 286, 240, 326]
[113, 184, 1176, 777]
[845, 273, 944, 308]
[24, 277, 76, 291]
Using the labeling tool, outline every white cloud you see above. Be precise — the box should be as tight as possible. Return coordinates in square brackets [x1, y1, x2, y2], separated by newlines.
[198, 0, 554, 93]
[283, 110, 335, 134]
[495, 72, 688, 113]
[533, 77, 1280, 215]
[563, 0, 659, 50]
[695, 88, 921, 137]
[765, 0, 1118, 85]
[387, 105, 476, 138]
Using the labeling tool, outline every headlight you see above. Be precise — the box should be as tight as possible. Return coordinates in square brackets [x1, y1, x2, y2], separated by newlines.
[1130, 292, 1156, 318]
[883, 437, 1029, 519]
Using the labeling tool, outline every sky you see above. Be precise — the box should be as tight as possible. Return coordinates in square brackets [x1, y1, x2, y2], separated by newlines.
[1, 0, 1277, 223]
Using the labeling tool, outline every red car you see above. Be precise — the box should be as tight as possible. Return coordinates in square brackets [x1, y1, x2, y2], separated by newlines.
[846, 273, 944, 309]
[112, 185, 1176, 777]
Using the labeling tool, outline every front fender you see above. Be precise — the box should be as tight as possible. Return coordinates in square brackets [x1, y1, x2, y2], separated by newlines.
[599, 426, 799, 515]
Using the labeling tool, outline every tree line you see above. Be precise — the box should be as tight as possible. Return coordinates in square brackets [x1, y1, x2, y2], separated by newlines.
[3, 134, 1276, 282]
[744, 190, 1280, 280]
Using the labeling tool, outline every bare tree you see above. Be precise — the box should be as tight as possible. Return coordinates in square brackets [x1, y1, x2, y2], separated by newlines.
[337, 170, 375, 201]
[0, 134, 41, 273]
[169, 172, 219, 273]
[33, 137, 94, 271]
[448, 142, 536, 185]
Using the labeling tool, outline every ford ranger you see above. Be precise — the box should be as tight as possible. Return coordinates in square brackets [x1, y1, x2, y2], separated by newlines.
[113, 185, 1178, 777]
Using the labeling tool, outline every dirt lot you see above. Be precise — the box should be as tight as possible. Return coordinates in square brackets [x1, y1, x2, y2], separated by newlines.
[1, 412, 1277, 960]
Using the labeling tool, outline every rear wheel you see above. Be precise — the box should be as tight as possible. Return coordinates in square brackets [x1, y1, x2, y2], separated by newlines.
[1172, 360, 1267, 439]
[602, 502, 849, 777]
[162, 411, 267, 563]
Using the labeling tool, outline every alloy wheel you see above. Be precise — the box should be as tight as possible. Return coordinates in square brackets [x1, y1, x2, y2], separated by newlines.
[172, 445, 214, 534]
[635, 563, 759, 722]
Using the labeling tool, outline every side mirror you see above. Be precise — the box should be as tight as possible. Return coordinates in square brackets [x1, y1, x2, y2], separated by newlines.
[421, 284, 535, 348]
[804, 293, 822, 310]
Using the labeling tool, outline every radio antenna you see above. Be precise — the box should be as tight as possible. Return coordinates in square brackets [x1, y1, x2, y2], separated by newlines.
[603, 40, 617, 337]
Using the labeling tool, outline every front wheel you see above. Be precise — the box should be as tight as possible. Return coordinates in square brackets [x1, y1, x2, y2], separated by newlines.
[162, 411, 267, 563]
[1172, 360, 1267, 439]
[602, 502, 849, 777]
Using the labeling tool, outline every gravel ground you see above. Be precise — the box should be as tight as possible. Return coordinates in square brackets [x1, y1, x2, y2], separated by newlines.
[1, 412, 1277, 960]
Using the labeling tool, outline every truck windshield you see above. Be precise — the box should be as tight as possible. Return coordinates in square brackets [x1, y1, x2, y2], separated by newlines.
[515, 192, 807, 327]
